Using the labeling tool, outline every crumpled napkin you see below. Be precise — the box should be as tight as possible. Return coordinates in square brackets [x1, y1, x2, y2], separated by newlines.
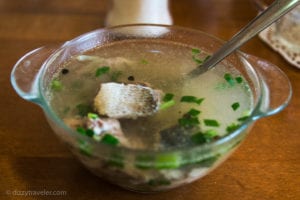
[259, 23, 300, 69]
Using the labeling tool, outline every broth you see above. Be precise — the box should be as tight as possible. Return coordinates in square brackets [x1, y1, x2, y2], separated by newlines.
[47, 40, 253, 150]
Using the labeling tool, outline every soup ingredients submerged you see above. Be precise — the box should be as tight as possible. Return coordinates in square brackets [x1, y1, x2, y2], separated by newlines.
[48, 40, 252, 150]
[47, 40, 253, 191]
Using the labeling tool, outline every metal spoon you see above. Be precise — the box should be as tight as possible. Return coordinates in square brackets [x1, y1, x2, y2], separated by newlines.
[189, 0, 300, 77]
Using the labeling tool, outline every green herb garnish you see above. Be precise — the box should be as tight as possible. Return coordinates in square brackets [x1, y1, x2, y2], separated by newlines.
[160, 100, 176, 110]
[226, 123, 240, 133]
[51, 79, 63, 91]
[237, 116, 249, 122]
[76, 127, 94, 137]
[155, 153, 181, 169]
[191, 48, 211, 64]
[231, 102, 240, 111]
[96, 66, 110, 77]
[160, 93, 175, 110]
[203, 55, 211, 62]
[204, 119, 220, 127]
[178, 108, 202, 127]
[191, 130, 218, 144]
[76, 127, 86, 135]
[192, 56, 203, 64]
[192, 48, 201, 54]
[187, 108, 201, 116]
[163, 93, 174, 102]
[192, 48, 203, 64]
[235, 76, 243, 83]
[178, 117, 200, 127]
[191, 132, 207, 144]
[88, 112, 99, 119]
[224, 73, 235, 86]
[180, 96, 204, 105]
[101, 134, 119, 146]
[204, 129, 218, 139]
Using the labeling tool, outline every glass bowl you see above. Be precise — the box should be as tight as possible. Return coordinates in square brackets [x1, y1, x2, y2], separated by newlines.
[11, 24, 292, 193]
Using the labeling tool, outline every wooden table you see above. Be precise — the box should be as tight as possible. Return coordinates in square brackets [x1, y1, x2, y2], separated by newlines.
[0, 0, 299, 199]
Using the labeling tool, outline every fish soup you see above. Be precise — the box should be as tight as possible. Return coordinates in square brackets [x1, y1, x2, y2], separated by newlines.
[47, 40, 253, 150]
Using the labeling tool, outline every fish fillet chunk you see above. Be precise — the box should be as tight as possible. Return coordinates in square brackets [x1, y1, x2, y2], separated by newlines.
[94, 82, 162, 119]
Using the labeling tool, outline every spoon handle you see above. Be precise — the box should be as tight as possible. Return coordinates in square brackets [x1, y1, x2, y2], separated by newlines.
[190, 0, 300, 76]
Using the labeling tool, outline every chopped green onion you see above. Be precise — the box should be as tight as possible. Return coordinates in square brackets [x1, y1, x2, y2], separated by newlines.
[51, 79, 63, 91]
[192, 48, 201, 54]
[85, 129, 94, 137]
[155, 153, 181, 169]
[160, 93, 176, 110]
[163, 93, 174, 102]
[160, 99, 176, 110]
[231, 102, 240, 111]
[238, 116, 250, 122]
[204, 129, 218, 139]
[88, 112, 99, 119]
[226, 123, 240, 133]
[224, 73, 235, 86]
[204, 119, 220, 127]
[76, 127, 86, 135]
[192, 56, 203, 64]
[180, 96, 204, 105]
[203, 55, 211, 62]
[187, 108, 201, 116]
[235, 76, 243, 83]
[191, 132, 207, 144]
[76, 127, 94, 137]
[191, 130, 218, 145]
[96, 66, 110, 77]
[110, 70, 122, 81]
[178, 117, 200, 127]
[101, 134, 119, 146]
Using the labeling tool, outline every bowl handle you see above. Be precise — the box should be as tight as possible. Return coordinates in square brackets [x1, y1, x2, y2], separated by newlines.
[243, 54, 292, 119]
[10, 45, 58, 104]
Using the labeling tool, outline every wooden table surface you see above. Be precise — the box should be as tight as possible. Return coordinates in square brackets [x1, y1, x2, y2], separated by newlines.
[0, 0, 299, 199]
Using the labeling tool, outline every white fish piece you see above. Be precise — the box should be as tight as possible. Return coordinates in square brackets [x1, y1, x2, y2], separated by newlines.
[94, 82, 162, 119]
[86, 117, 129, 146]
[86, 117, 122, 136]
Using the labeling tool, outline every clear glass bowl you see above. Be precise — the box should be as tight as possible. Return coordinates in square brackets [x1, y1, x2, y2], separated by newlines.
[11, 24, 292, 193]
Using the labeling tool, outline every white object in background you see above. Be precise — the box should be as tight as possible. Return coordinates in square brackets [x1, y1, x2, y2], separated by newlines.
[106, 0, 173, 26]
[259, 5, 300, 68]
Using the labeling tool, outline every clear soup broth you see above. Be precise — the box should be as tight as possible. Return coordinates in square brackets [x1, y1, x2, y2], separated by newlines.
[47, 40, 253, 150]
